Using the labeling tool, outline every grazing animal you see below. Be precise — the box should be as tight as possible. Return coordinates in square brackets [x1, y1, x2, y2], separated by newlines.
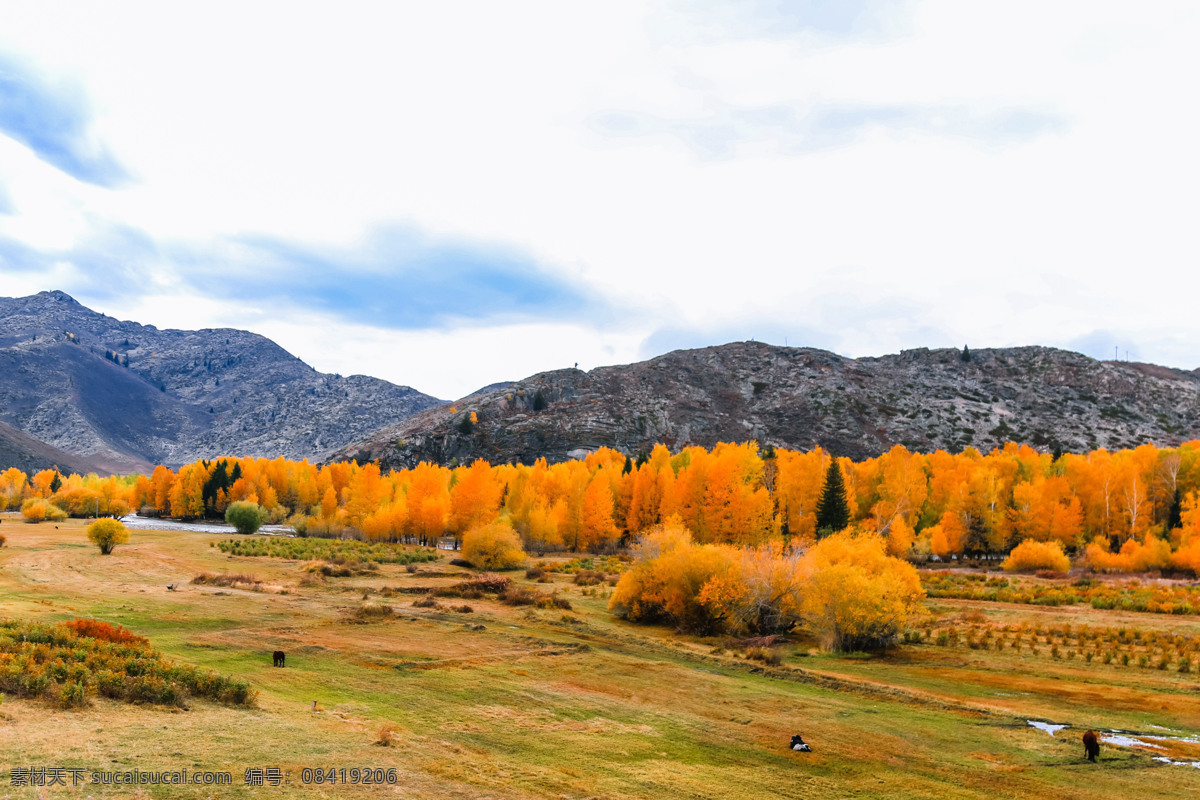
[273, 650, 286, 668]
[790, 735, 812, 752]
[167, 584, 177, 591]
[1083, 730, 1099, 762]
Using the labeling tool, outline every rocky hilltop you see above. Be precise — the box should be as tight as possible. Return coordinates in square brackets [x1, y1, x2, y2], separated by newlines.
[0, 291, 440, 470]
[333, 342, 1200, 469]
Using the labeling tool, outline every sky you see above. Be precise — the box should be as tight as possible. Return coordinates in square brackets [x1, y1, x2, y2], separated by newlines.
[1, 1, 1197, 400]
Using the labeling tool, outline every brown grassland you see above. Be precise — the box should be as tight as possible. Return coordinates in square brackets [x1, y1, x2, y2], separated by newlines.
[1, 514, 1198, 798]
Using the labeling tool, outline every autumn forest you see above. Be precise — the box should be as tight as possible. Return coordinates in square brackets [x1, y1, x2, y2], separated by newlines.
[4, 440, 1200, 574]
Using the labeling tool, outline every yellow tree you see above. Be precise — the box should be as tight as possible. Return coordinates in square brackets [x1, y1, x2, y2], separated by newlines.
[868, 445, 928, 537]
[404, 462, 451, 545]
[580, 471, 620, 552]
[448, 460, 504, 535]
[773, 447, 827, 543]
[168, 463, 207, 518]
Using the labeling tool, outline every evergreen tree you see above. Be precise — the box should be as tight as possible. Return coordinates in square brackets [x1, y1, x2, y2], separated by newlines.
[49, 472, 62, 494]
[961, 345, 971, 362]
[815, 459, 850, 536]
[1168, 487, 1183, 531]
[532, 389, 547, 412]
[622, 456, 633, 474]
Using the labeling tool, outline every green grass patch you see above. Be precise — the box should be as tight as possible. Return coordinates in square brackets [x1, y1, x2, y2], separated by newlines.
[215, 536, 440, 564]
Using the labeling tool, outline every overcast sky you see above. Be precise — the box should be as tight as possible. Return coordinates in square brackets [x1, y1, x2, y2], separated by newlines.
[1, 1, 1197, 399]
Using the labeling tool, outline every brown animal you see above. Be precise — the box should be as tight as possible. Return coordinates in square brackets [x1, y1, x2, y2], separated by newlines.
[1083, 730, 1099, 762]
[273, 650, 286, 668]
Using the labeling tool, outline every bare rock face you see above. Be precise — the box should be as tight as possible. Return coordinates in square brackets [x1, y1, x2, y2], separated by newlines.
[333, 342, 1200, 468]
[0, 291, 441, 469]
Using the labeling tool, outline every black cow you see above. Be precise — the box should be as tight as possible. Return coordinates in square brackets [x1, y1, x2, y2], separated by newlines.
[273, 650, 286, 668]
[790, 735, 811, 752]
[1083, 730, 1099, 762]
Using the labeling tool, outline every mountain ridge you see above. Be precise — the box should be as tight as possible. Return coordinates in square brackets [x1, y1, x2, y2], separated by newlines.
[332, 341, 1200, 469]
[0, 290, 441, 469]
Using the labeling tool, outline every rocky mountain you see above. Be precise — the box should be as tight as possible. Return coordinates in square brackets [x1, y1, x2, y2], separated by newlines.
[0, 291, 441, 470]
[333, 342, 1200, 469]
[0, 419, 109, 475]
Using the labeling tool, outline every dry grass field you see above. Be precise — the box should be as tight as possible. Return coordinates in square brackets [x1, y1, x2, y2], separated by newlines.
[1, 514, 1198, 798]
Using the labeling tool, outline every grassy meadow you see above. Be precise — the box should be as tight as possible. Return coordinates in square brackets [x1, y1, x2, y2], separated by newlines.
[1, 514, 1198, 798]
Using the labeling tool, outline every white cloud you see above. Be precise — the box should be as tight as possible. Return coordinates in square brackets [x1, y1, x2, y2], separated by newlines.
[2, 0, 1200, 399]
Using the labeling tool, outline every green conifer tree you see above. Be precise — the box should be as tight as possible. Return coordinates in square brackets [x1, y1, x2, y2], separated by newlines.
[815, 459, 850, 537]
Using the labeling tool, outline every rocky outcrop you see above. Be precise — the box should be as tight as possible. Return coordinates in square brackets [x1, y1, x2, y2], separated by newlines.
[0, 291, 441, 469]
[332, 342, 1200, 468]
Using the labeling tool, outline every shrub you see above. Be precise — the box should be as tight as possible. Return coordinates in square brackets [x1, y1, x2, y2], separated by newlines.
[215, 537, 437, 565]
[225, 501, 269, 535]
[745, 647, 782, 666]
[500, 586, 539, 606]
[412, 596, 439, 608]
[1085, 534, 1171, 573]
[21, 498, 67, 524]
[0, 619, 254, 708]
[434, 574, 511, 598]
[63, 619, 147, 646]
[191, 572, 261, 590]
[609, 520, 734, 634]
[798, 531, 925, 652]
[1002, 540, 1071, 573]
[462, 519, 526, 570]
[351, 604, 394, 622]
[86, 518, 129, 555]
[534, 593, 571, 610]
[573, 569, 605, 586]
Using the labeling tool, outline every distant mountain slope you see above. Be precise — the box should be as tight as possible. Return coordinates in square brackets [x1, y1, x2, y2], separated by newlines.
[332, 342, 1200, 469]
[0, 420, 134, 475]
[0, 291, 441, 468]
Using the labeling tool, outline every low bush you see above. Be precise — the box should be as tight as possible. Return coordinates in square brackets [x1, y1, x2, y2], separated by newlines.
[434, 574, 512, 598]
[62, 619, 147, 646]
[350, 604, 395, 622]
[304, 559, 379, 577]
[462, 520, 526, 570]
[225, 501, 269, 535]
[535, 594, 572, 610]
[745, 646, 782, 666]
[216, 537, 437, 565]
[21, 499, 67, 524]
[573, 570, 605, 586]
[0, 619, 255, 708]
[191, 572, 262, 590]
[1002, 540, 1070, 574]
[500, 586, 539, 606]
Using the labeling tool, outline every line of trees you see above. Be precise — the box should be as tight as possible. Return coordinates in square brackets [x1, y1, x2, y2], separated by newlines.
[4, 440, 1200, 570]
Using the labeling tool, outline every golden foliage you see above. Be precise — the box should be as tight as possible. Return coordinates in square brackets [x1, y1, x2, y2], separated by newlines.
[609, 518, 733, 633]
[798, 530, 925, 652]
[1085, 533, 1171, 573]
[86, 517, 130, 555]
[462, 519, 526, 570]
[1002, 539, 1070, 573]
